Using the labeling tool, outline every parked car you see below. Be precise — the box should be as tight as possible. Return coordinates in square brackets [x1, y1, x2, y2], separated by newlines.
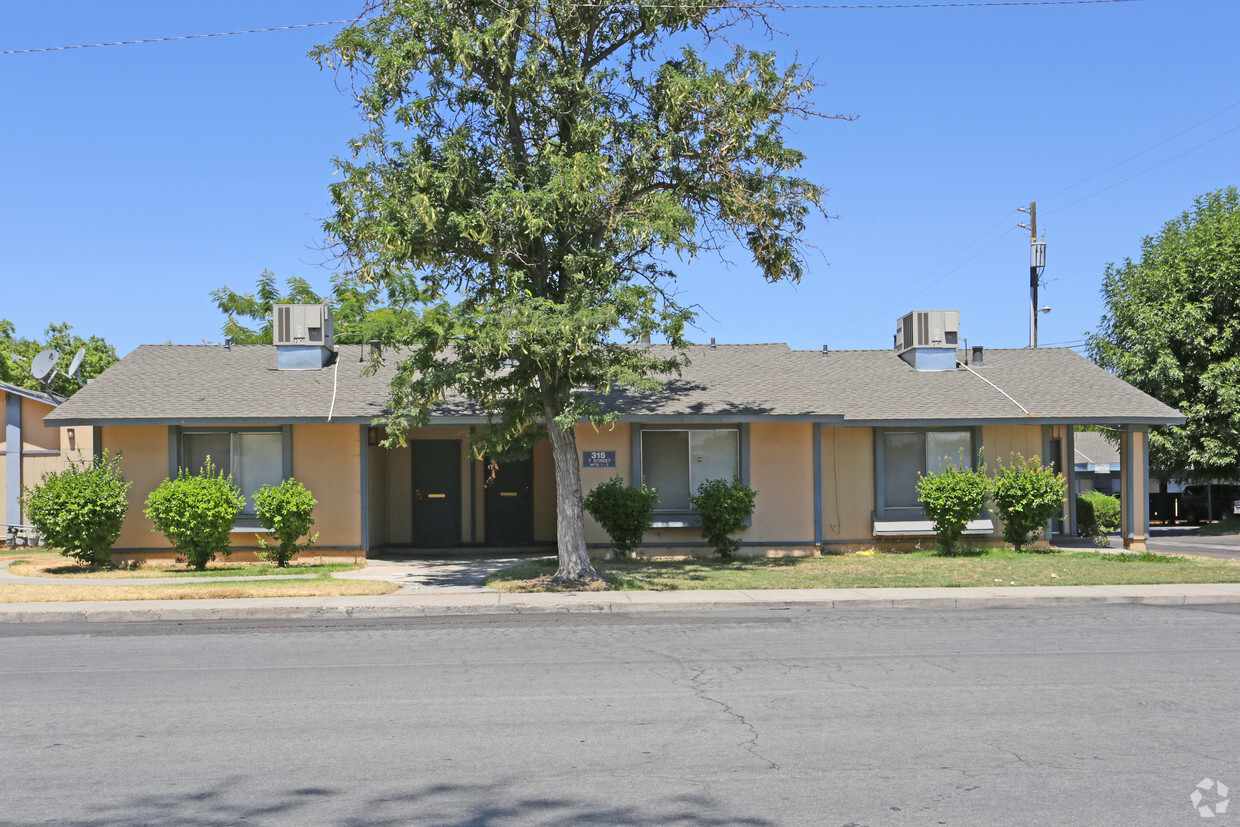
[1177, 484, 1240, 524]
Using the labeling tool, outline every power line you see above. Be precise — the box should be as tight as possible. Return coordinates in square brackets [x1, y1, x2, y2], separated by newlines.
[1044, 121, 1240, 216]
[1038, 97, 1240, 204]
[0, 0, 1144, 55]
[816, 215, 1019, 344]
[0, 20, 354, 55]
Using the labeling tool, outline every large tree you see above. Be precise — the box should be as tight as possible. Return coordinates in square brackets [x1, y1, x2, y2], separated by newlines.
[0, 320, 117, 398]
[1088, 186, 1240, 484]
[313, 0, 836, 581]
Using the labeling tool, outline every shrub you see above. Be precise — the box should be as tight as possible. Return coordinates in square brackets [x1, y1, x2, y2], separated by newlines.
[253, 478, 319, 567]
[690, 477, 758, 561]
[916, 463, 990, 556]
[144, 458, 245, 570]
[1077, 491, 1120, 546]
[23, 451, 131, 567]
[991, 454, 1067, 552]
[583, 476, 659, 560]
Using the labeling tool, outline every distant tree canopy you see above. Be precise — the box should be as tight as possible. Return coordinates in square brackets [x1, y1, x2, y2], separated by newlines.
[0, 320, 117, 398]
[211, 270, 398, 345]
[1088, 186, 1240, 482]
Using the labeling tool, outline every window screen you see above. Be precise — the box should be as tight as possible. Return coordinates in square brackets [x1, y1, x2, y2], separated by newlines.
[182, 430, 284, 515]
[642, 429, 741, 512]
[689, 430, 740, 496]
[642, 430, 690, 511]
[183, 432, 231, 477]
[233, 432, 284, 512]
[882, 430, 973, 518]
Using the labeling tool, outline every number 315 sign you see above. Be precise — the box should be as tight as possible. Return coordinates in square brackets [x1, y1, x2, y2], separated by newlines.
[582, 451, 616, 468]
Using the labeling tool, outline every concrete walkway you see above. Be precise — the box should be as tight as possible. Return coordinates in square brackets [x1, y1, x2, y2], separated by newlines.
[332, 553, 551, 593]
[3, 582, 1240, 623]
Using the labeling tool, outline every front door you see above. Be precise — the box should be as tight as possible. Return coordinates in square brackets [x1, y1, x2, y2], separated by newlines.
[484, 457, 534, 545]
[411, 440, 461, 546]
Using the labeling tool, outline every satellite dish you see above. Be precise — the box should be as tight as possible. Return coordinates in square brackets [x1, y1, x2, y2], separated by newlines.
[30, 349, 59, 381]
[67, 348, 86, 386]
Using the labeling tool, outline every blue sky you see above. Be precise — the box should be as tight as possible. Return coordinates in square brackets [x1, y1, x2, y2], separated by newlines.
[3, 0, 1237, 360]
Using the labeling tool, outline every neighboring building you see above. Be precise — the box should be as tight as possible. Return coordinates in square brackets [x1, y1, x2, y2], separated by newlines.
[1074, 430, 1121, 497]
[2, 381, 92, 543]
[44, 307, 1182, 560]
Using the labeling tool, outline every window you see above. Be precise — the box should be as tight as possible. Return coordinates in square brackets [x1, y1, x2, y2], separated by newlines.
[641, 428, 740, 512]
[878, 429, 974, 520]
[181, 429, 285, 515]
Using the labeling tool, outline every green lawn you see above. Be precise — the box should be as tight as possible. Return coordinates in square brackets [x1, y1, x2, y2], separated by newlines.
[484, 548, 1240, 592]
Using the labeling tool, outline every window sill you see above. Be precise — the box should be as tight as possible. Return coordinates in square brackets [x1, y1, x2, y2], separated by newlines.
[872, 518, 994, 537]
[651, 512, 701, 529]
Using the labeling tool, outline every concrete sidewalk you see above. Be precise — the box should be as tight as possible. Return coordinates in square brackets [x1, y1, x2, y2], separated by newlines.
[4, 582, 1240, 623]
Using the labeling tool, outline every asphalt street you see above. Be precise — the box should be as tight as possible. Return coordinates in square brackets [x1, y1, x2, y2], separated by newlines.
[1148, 526, 1240, 561]
[1, 605, 1238, 826]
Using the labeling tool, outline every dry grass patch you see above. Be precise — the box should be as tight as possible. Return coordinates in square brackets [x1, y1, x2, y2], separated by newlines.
[8, 559, 361, 579]
[486, 549, 1240, 592]
[0, 579, 398, 603]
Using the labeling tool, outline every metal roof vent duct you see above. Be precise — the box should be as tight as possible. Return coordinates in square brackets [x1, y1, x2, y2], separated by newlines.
[274, 304, 336, 370]
[894, 310, 960, 371]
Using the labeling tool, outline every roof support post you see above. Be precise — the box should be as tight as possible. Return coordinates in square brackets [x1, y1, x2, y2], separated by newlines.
[1065, 428, 1077, 538]
[813, 423, 823, 548]
[6, 393, 21, 526]
[359, 425, 370, 554]
[1121, 426, 1149, 551]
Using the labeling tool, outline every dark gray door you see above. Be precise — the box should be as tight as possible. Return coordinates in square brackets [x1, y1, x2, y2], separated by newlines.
[484, 457, 534, 545]
[411, 440, 461, 546]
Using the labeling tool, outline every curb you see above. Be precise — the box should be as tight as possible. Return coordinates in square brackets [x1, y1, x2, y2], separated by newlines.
[3, 588, 1240, 623]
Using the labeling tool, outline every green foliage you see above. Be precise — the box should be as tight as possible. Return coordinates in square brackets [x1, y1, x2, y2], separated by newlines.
[991, 455, 1067, 552]
[583, 476, 659, 560]
[916, 463, 990, 556]
[211, 269, 389, 346]
[1089, 186, 1240, 481]
[22, 451, 131, 567]
[144, 458, 245, 571]
[311, 1, 834, 579]
[0, 320, 118, 398]
[1076, 490, 1121, 546]
[252, 478, 319, 567]
[690, 478, 758, 561]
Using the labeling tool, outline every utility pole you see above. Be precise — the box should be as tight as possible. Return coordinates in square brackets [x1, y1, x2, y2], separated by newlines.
[1018, 202, 1047, 347]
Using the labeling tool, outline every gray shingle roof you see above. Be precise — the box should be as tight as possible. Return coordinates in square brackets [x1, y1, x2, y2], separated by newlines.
[1074, 430, 1121, 465]
[46, 343, 1183, 426]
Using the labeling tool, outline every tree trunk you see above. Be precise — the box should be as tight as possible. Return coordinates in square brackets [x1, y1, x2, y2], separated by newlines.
[544, 412, 599, 582]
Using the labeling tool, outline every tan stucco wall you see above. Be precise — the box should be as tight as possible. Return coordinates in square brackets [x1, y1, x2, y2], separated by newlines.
[745, 422, 814, 542]
[532, 437, 556, 542]
[104, 425, 173, 549]
[368, 442, 388, 548]
[980, 423, 1049, 541]
[21, 396, 59, 451]
[386, 443, 412, 544]
[293, 424, 362, 548]
[822, 426, 875, 541]
[981, 424, 1043, 469]
[575, 423, 632, 545]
